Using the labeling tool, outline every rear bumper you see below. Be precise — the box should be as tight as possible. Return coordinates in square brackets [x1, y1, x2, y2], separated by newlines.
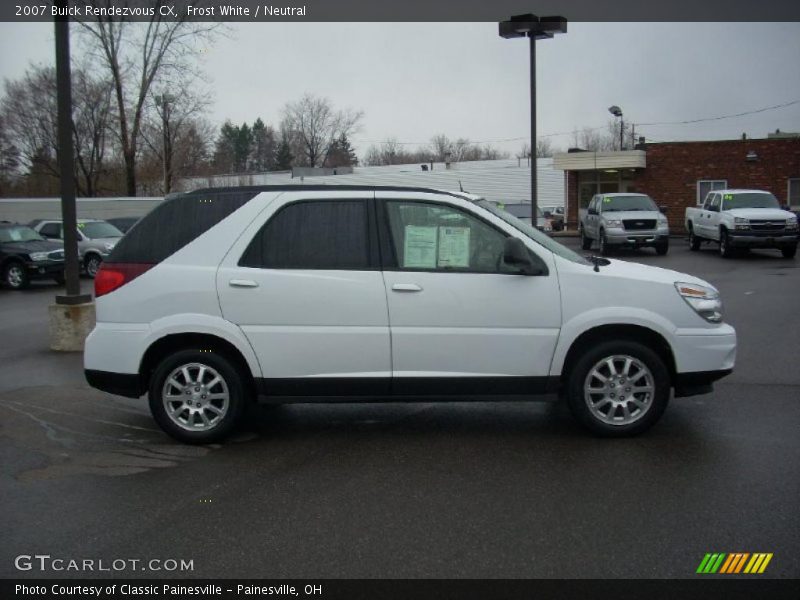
[85, 369, 143, 398]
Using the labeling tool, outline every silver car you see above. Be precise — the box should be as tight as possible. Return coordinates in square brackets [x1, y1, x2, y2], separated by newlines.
[580, 193, 670, 256]
[30, 219, 123, 277]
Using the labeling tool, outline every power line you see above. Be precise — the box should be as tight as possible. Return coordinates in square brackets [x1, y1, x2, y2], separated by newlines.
[353, 99, 800, 147]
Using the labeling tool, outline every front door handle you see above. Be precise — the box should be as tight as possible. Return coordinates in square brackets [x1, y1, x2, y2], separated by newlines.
[229, 279, 259, 288]
[392, 283, 423, 292]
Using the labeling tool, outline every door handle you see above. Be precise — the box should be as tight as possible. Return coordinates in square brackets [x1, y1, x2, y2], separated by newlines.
[229, 279, 259, 288]
[392, 283, 423, 292]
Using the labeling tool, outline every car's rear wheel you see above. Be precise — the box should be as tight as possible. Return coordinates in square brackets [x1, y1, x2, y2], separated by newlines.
[580, 227, 592, 250]
[565, 340, 671, 436]
[781, 244, 797, 259]
[149, 349, 245, 444]
[3, 261, 29, 290]
[688, 228, 701, 251]
[84, 254, 102, 278]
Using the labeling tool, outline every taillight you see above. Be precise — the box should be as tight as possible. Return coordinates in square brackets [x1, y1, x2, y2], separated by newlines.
[94, 263, 154, 297]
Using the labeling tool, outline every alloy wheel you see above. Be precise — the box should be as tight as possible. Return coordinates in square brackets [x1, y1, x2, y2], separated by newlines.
[583, 354, 655, 426]
[161, 362, 230, 432]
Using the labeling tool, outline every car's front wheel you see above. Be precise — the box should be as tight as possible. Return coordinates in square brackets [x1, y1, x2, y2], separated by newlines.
[781, 244, 797, 259]
[3, 261, 29, 290]
[655, 240, 669, 255]
[719, 230, 734, 258]
[566, 340, 671, 436]
[580, 227, 592, 250]
[689, 228, 701, 251]
[84, 254, 102, 278]
[598, 229, 610, 256]
[149, 349, 246, 443]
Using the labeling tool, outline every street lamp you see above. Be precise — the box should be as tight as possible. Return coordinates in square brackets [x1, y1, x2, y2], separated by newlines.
[499, 14, 567, 220]
[608, 105, 624, 150]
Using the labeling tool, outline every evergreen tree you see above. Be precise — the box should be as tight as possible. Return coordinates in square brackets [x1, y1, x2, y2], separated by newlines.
[275, 132, 294, 171]
[326, 133, 358, 167]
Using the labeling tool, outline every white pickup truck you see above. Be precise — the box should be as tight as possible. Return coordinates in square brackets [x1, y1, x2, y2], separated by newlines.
[685, 189, 798, 258]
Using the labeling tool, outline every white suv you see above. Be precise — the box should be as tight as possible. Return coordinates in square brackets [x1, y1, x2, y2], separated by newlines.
[84, 185, 736, 443]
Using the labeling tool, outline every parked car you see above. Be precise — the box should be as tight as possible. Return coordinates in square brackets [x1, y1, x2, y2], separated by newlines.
[580, 193, 670, 255]
[84, 185, 736, 443]
[30, 218, 124, 277]
[0, 222, 65, 289]
[495, 203, 552, 232]
[542, 206, 565, 231]
[685, 189, 798, 258]
[107, 216, 141, 234]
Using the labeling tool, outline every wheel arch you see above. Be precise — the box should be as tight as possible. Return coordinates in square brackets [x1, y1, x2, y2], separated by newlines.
[139, 332, 257, 400]
[558, 324, 677, 386]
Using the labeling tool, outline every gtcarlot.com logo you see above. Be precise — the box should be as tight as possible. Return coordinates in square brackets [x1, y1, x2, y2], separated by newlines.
[696, 552, 773, 574]
[14, 554, 194, 573]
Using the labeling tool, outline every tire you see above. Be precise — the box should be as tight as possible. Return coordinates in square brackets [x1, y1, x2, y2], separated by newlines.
[148, 349, 246, 444]
[655, 240, 669, 256]
[781, 244, 797, 259]
[3, 261, 29, 290]
[598, 229, 610, 256]
[580, 227, 592, 250]
[688, 228, 701, 251]
[84, 254, 102, 278]
[565, 340, 671, 437]
[719, 230, 734, 258]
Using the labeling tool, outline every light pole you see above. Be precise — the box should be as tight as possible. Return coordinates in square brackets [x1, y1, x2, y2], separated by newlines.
[499, 14, 566, 220]
[609, 105, 624, 150]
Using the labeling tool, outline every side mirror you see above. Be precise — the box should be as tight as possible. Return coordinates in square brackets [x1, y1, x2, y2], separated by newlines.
[659, 205, 668, 213]
[503, 237, 541, 275]
[587, 207, 597, 215]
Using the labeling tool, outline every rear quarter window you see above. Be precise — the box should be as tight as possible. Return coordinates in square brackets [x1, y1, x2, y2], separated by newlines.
[108, 191, 255, 264]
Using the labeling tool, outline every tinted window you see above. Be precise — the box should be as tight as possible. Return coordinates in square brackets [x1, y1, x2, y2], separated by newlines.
[240, 200, 370, 270]
[0, 226, 44, 243]
[109, 191, 255, 264]
[722, 193, 780, 210]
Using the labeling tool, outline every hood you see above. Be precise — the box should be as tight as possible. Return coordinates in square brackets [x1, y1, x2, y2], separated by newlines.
[0, 239, 64, 254]
[600, 257, 713, 290]
[724, 208, 795, 220]
[89, 237, 121, 246]
[602, 210, 662, 220]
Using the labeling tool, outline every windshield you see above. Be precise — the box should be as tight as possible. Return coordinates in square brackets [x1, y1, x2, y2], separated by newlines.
[79, 221, 123, 239]
[477, 200, 590, 265]
[722, 193, 780, 210]
[0, 226, 45, 243]
[601, 194, 657, 212]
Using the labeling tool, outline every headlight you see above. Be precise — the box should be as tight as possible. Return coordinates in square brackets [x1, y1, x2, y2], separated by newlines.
[734, 217, 749, 231]
[29, 252, 50, 261]
[675, 282, 723, 323]
[787, 217, 798, 231]
[104, 242, 116, 251]
[658, 215, 669, 226]
[605, 219, 623, 228]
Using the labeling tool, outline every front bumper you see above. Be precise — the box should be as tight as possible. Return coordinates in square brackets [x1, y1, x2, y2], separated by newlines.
[672, 324, 736, 397]
[728, 232, 798, 248]
[24, 260, 65, 280]
[606, 230, 669, 247]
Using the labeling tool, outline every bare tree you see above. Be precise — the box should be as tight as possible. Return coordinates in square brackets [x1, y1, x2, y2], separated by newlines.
[281, 93, 363, 168]
[76, 1, 222, 194]
[536, 138, 554, 158]
[516, 142, 531, 160]
[0, 114, 19, 194]
[429, 134, 451, 162]
[1, 64, 112, 196]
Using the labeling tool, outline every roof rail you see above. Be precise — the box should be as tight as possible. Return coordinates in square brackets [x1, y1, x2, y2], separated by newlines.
[166, 184, 476, 202]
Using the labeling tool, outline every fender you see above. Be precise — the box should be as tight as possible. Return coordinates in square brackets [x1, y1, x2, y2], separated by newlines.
[549, 306, 676, 376]
[144, 313, 264, 378]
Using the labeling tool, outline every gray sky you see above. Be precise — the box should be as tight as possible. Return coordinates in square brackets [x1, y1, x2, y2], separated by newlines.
[1, 21, 798, 157]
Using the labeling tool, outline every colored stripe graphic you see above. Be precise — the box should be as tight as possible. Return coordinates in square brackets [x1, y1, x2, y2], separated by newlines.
[698, 552, 773, 574]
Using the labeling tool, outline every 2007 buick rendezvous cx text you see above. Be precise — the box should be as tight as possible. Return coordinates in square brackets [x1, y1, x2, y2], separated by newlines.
[84, 185, 736, 443]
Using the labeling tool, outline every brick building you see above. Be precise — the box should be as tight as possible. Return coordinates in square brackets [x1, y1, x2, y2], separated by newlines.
[554, 137, 800, 232]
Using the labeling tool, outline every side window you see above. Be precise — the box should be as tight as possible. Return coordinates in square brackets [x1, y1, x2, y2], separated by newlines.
[588, 197, 597, 213]
[709, 194, 721, 211]
[383, 201, 515, 274]
[39, 223, 62, 239]
[697, 180, 726, 205]
[240, 200, 370, 270]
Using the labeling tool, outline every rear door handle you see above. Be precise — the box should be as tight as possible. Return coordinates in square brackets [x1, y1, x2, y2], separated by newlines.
[229, 279, 259, 288]
[392, 283, 423, 292]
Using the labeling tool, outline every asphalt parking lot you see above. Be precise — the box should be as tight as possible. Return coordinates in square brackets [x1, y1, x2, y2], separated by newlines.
[1, 238, 798, 579]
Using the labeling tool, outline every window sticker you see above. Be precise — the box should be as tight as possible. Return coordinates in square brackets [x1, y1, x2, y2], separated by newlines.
[603, 197, 611, 203]
[403, 225, 437, 268]
[723, 194, 733, 200]
[437, 226, 470, 268]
